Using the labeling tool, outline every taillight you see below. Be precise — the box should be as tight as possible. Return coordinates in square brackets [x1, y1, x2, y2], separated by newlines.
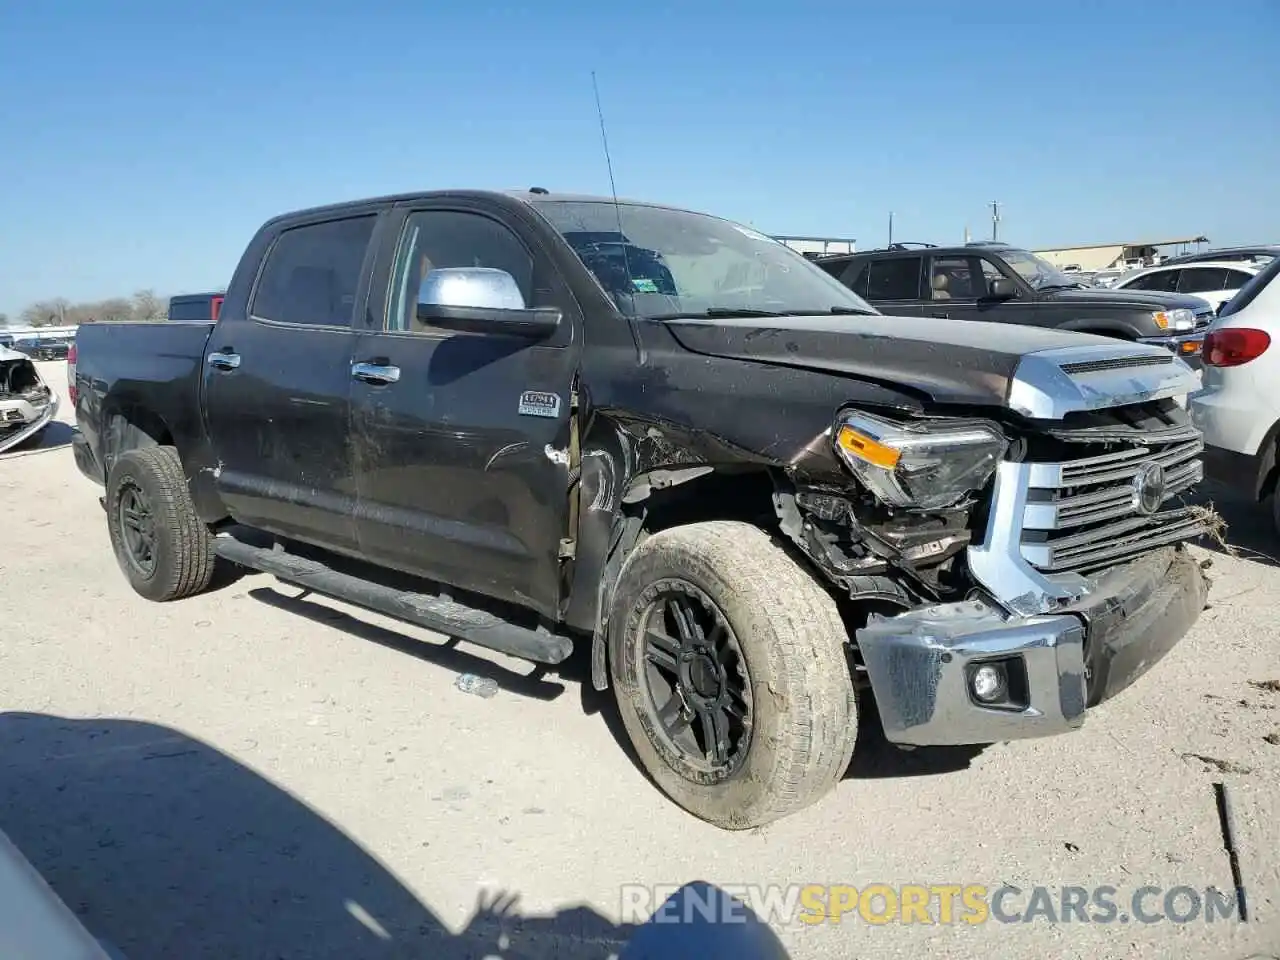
[210, 295, 224, 321]
[1203, 328, 1271, 367]
[67, 342, 78, 404]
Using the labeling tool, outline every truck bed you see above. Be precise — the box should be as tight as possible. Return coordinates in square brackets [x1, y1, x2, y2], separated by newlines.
[72, 320, 217, 493]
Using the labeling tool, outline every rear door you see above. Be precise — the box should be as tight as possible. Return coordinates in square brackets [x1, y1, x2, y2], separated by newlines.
[202, 210, 382, 551]
[348, 199, 582, 619]
[853, 255, 926, 316]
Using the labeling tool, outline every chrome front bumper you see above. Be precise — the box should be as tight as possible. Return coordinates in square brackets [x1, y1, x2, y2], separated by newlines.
[0, 392, 58, 454]
[856, 546, 1207, 747]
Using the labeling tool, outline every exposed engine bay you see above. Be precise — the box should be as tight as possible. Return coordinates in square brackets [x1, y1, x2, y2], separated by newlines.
[0, 347, 58, 454]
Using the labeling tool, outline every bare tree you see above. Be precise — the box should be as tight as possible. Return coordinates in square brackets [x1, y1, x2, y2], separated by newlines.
[131, 289, 166, 322]
[16, 291, 174, 326]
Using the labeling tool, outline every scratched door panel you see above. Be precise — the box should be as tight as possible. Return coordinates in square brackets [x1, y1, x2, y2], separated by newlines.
[349, 331, 574, 617]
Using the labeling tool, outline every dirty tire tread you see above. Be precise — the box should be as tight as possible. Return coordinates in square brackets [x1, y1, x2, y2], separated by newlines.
[106, 445, 216, 602]
[609, 520, 858, 830]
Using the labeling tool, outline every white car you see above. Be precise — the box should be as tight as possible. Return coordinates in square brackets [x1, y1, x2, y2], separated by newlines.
[0, 345, 60, 454]
[1188, 257, 1280, 530]
[1113, 260, 1263, 312]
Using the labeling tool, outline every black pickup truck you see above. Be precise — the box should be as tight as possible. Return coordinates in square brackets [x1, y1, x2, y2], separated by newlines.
[817, 242, 1215, 366]
[71, 189, 1212, 829]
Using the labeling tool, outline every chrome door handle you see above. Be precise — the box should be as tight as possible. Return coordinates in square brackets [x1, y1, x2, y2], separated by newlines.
[207, 352, 241, 370]
[351, 362, 400, 384]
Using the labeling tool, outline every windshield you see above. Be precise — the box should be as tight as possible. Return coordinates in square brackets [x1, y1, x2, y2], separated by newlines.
[997, 248, 1080, 290]
[528, 199, 877, 319]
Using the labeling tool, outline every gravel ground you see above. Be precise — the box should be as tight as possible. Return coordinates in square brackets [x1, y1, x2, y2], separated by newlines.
[1, 360, 1277, 959]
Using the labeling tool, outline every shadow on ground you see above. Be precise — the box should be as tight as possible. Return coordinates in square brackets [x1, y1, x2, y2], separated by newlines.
[1190, 483, 1280, 568]
[0, 420, 74, 458]
[0, 712, 646, 959]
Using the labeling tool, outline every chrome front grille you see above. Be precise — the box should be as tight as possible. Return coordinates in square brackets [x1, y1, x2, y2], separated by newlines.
[1019, 432, 1204, 573]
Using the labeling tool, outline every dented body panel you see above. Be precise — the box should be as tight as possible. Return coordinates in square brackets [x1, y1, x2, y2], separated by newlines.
[71, 188, 1211, 749]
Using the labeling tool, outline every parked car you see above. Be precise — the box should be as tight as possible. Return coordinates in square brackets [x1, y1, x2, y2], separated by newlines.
[815, 242, 1214, 365]
[1162, 244, 1280, 267]
[70, 189, 1211, 829]
[1111, 260, 1263, 312]
[1189, 255, 1280, 530]
[167, 292, 225, 322]
[0, 827, 125, 959]
[0, 345, 60, 454]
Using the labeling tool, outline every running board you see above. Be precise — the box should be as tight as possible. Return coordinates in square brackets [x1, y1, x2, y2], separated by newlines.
[214, 535, 573, 665]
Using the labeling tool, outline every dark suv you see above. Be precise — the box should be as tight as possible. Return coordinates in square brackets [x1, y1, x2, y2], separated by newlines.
[817, 242, 1214, 364]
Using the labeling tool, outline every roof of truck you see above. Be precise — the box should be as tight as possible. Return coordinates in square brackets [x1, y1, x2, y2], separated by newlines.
[262, 188, 703, 228]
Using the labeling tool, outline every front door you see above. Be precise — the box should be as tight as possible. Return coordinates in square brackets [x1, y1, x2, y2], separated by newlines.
[349, 201, 581, 620]
[924, 254, 985, 322]
[202, 211, 381, 552]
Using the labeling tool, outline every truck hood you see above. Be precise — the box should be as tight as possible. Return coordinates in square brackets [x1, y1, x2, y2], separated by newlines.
[660, 313, 1113, 408]
[1042, 286, 1210, 313]
[659, 313, 1201, 417]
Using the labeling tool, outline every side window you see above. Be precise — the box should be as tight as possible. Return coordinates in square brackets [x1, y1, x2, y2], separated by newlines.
[1127, 269, 1179, 293]
[865, 257, 922, 300]
[251, 215, 377, 327]
[1179, 267, 1229, 293]
[389, 210, 536, 333]
[979, 258, 1006, 293]
[928, 256, 979, 300]
[840, 261, 871, 298]
[1225, 269, 1254, 289]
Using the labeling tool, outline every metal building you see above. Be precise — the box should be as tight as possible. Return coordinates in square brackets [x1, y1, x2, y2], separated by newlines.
[1033, 236, 1209, 272]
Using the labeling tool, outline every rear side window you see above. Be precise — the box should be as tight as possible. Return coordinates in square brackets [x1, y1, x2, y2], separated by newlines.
[1178, 267, 1229, 293]
[1225, 269, 1254, 289]
[866, 257, 922, 300]
[251, 215, 378, 327]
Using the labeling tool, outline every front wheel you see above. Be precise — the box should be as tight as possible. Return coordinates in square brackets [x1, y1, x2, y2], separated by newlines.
[608, 521, 858, 829]
[105, 445, 217, 602]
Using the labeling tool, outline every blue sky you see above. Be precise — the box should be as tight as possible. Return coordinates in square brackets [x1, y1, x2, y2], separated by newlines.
[1, 0, 1277, 316]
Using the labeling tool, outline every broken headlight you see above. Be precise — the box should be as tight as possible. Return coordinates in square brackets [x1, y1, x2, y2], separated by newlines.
[832, 411, 1008, 510]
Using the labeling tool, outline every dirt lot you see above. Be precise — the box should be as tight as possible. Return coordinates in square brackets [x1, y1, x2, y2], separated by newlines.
[1, 360, 1278, 959]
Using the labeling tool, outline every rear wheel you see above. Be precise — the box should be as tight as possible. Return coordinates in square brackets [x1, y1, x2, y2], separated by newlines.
[106, 446, 216, 601]
[608, 520, 858, 830]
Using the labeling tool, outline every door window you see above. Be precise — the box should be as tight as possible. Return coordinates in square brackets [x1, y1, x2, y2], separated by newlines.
[840, 261, 872, 298]
[928, 257, 980, 300]
[389, 210, 536, 333]
[979, 258, 1008, 294]
[250, 215, 378, 327]
[1225, 269, 1254, 289]
[865, 257, 922, 300]
[1124, 269, 1179, 293]
[1178, 267, 1230, 293]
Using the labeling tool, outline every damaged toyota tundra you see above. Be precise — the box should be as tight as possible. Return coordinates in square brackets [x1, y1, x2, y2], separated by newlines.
[69, 189, 1212, 829]
[1, 345, 59, 454]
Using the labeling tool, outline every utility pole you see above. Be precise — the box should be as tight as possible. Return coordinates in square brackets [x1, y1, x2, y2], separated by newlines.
[888, 211, 894, 247]
[990, 201, 1001, 242]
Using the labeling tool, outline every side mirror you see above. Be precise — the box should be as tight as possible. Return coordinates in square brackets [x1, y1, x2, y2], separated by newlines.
[416, 267, 561, 337]
[987, 277, 1016, 299]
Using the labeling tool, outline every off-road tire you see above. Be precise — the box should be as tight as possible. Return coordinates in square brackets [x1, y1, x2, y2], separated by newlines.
[608, 520, 858, 829]
[106, 445, 216, 602]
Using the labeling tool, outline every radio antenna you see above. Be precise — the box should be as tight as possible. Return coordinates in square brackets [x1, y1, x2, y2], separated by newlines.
[590, 71, 636, 298]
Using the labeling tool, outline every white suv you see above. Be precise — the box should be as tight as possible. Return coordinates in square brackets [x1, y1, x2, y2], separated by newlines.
[1114, 260, 1263, 312]
[1188, 257, 1280, 530]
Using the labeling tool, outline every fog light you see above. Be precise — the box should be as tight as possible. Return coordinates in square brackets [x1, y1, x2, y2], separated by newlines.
[971, 664, 1008, 704]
